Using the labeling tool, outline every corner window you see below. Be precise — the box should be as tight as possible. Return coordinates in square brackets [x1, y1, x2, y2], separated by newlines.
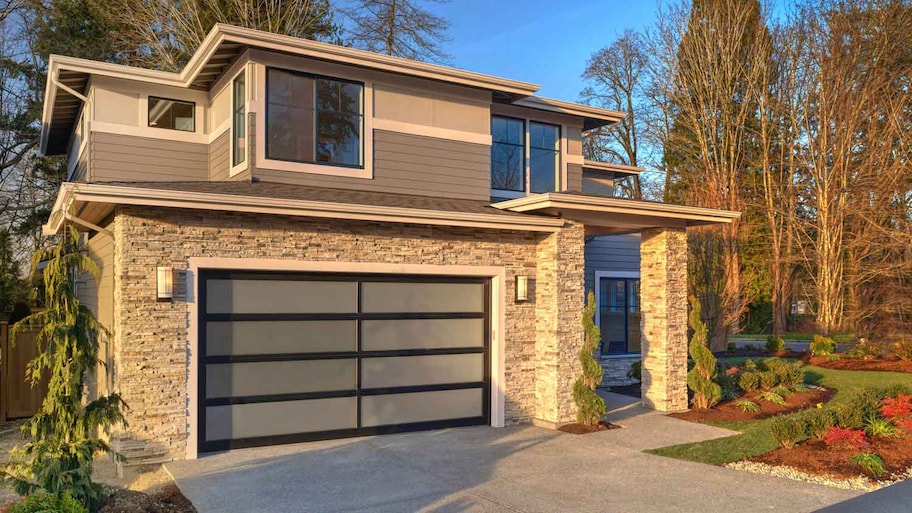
[148, 97, 195, 132]
[232, 72, 246, 166]
[266, 68, 364, 168]
[491, 116, 561, 195]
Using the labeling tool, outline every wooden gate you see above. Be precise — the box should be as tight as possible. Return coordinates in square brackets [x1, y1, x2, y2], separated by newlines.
[0, 320, 49, 422]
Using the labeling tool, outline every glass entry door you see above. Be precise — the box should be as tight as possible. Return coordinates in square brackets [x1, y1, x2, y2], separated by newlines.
[598, 277, 641, 355]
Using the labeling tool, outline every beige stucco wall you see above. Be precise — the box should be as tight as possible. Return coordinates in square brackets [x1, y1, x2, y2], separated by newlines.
[109, 206, 587, 463]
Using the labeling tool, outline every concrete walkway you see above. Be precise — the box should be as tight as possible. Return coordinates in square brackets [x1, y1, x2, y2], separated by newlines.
[167, 393, 860, 513]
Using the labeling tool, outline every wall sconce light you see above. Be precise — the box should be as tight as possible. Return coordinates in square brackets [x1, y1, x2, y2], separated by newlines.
[516, 275, 529, 302]
[157, 267, 174, 302]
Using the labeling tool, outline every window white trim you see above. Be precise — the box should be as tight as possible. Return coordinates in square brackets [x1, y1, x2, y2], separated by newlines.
[185, 257, 507, 460]
[253, 62, 374, 179]
[229, 65, 249, 177]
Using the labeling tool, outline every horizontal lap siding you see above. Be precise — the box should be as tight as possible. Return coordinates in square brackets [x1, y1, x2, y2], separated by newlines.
[253, 129, 491, 201]
[89, 132, 208, 182]
[79, 229, 114, 401]
[209, 130, 230, 181]
[584, 234, 641, 296]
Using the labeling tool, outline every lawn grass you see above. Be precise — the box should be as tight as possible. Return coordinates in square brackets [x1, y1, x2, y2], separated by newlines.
[731, 333, 856, 343]
[646, 365, 910, 465]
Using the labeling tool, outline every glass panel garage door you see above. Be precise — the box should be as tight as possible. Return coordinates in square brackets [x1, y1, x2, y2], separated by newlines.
[199, 270, 490, 452]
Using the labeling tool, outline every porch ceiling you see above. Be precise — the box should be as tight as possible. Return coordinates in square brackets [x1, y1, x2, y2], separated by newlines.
[491, 193, 741, 236]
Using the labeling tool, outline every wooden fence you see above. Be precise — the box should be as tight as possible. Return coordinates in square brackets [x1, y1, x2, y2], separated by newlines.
[0, 320, 49, 422]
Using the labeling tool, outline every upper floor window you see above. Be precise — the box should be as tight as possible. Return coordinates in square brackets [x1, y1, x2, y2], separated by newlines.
[232, 72, 246, 166]
[266, 67, 364, 168]
[491, 116, 561, 196]
[148, 97, 195, 132]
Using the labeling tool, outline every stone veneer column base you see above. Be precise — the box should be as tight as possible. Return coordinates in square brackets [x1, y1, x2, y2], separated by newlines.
[639, 227, 689, 412]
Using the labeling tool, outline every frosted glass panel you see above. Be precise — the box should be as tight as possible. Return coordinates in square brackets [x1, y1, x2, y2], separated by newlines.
[206, 320, 356, 355]
[206, 359, 356, 398]
[361, 354, 482, 388]
[206, 397, 356, 440]
[206, 279, 356, 314]
[361, 318, 483, 351]
[361, 282, 483, 313]
[361, 389, 482, 427]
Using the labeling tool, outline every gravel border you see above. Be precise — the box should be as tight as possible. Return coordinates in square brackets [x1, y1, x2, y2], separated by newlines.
[725, 461, 912, 491]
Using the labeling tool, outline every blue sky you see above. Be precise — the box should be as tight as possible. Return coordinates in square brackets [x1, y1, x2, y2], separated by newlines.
[433, 1, 659, 102]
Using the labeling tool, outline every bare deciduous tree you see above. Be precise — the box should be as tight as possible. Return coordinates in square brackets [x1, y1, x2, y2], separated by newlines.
[343, 0, 450, 62]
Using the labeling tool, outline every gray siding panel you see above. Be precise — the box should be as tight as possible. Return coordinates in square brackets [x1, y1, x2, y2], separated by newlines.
[252, 126, 491, 201]
[89, 132, 208, 182]
[79, 228, 114, 401]
[566, 163, 582, 192]
[584, 234, 641, 295]
[210, 130, 230, 181]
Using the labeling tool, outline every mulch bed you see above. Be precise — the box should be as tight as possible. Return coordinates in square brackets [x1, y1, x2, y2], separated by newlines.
[669, 386, 835, 423]
[804, 355, 912, 373]
[98, 485, 197, 513]
[558, 420, 622, 434]
[750, 436, 912, 481]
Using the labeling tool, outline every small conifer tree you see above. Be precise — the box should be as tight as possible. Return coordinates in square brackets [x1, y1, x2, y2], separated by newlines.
[573, 291, 606, 426]
[686, 296, 722, 410]
[2, 228, 125, 511]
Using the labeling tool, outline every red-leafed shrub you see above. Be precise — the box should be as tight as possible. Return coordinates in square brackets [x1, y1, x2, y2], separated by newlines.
[823, 426, 869, 451]
[881, 394, 912, 420]
[894, 417, 912, 434]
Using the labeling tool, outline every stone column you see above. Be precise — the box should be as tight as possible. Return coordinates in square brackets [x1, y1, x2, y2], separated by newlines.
[639, 227, 689, 412]
[534, 221, 585, 426]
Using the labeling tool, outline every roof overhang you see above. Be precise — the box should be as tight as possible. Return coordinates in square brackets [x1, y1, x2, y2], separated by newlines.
[43, 183, 565, 236]
[492, 193, 741, 236]
[510, 97, 625, 130]
[582, 160, 643, 180]
[40, 24, 542, 155]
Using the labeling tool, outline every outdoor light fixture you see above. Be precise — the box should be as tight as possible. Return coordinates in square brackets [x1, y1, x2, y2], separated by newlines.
[157, 267, 174, 302]
[516, 275, 529, 302]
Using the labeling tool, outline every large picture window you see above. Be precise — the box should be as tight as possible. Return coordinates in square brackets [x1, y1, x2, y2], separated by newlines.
[232, 72, 246, 166]
[266, 68, 364, 168]
[491, 116, 560, 196]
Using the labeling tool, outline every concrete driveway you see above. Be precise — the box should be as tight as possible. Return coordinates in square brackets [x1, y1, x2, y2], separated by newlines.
[166, 394, 861, 513]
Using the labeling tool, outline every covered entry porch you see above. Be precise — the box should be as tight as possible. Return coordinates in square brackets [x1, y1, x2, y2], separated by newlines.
[494, 193, 740, 411]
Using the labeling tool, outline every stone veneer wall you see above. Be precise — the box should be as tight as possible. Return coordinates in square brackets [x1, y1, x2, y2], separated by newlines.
[600, 356, 641, 387]
[639, 227, 688, 411]
[110, 206, 585, 462]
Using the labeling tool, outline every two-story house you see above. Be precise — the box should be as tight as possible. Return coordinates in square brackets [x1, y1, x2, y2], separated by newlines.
[38, 24, 738, 468]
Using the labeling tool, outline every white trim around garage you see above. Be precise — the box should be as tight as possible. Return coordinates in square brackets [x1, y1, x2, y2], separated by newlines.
[185, 257, 507, 460]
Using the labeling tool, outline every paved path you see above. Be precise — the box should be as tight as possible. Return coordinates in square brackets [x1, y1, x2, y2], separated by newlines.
[167, 393, 860, 513]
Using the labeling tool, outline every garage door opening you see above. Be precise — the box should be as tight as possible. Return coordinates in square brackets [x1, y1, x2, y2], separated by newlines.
[198, 270, 491, 452]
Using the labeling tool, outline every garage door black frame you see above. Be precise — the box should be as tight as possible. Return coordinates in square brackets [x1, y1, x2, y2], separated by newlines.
[198, 270, 491, 452]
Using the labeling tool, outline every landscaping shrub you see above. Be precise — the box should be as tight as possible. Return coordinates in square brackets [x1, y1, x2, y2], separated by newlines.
[686, 297, 721, 409]
[834, 386, 898, 429]
[823, 427, 869, 451]
[811, 334, 837, 356]
[799, 408, 838, 439]
[894, 339, 912, 361]
[851, 452, 887, 477]
[573, 291, 606, 426]
[766, 335, 785, 354]
[758, 389, 787, 406]
[626, 361, 642, 382]
[880, 394, 912, 420]
[734, 399, 760, 413]
[865, 417, 900, 439]
[716, 372, 740, 401]
[846, 339, 886, 360]
[9, 492, 87, 513]
[739, 371, 760, 392]
[770, 415, 808, 449]
[744, 359, 758, 371]
[726, 342, 737, 352]
[759, 370, 780, 390]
